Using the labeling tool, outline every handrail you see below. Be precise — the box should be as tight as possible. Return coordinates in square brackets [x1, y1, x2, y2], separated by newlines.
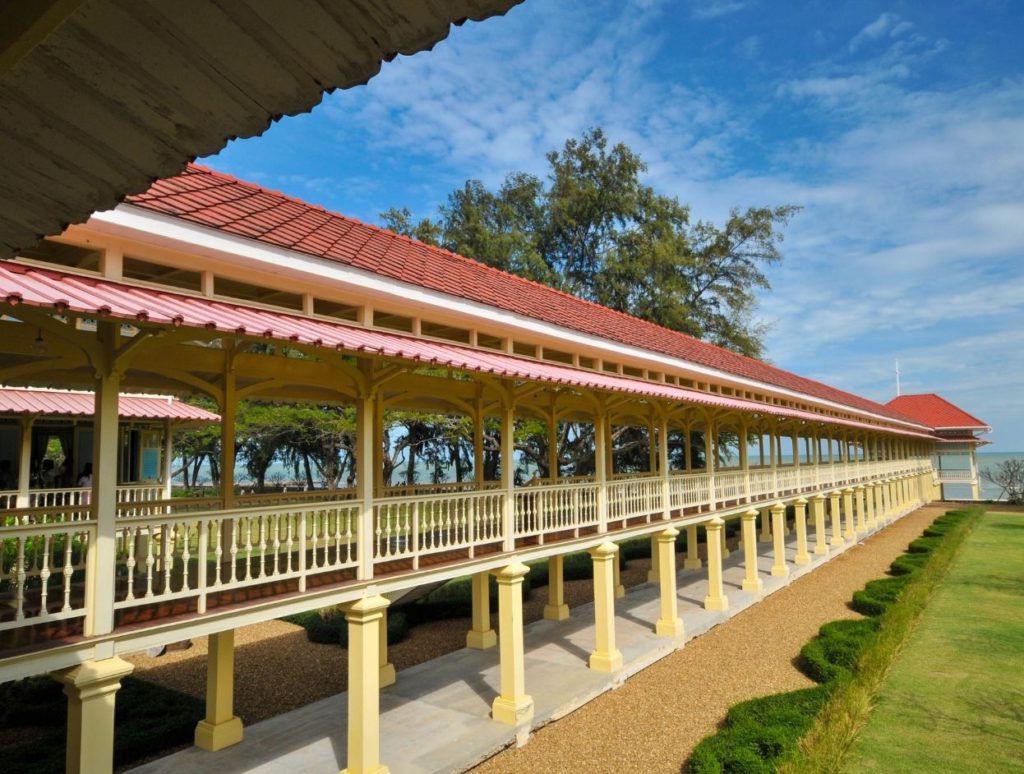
[0, 460, 937, 643]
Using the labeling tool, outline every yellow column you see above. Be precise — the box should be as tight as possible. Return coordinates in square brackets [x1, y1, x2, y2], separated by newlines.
[770, 502, 789, 577]
[873, 483, 884, 525]
[491, 563, 534, 725]
[342, 595, 390, 774]
[85, 359, 121, 636]
[720, 518, 731, 557]
[466, 571, 497, 649]
[828, 490, 843, 547]
[655, 528, 684, 637]
[379, 609, 396, 688]
[195, 630, 244, 751]
[793, 498, 810, 565]
[683, 524, 702, 569]
[588, 543, 624, 671]
[543, 555, 570, 621]
[758, 505, 771, 542]
[865, 481, 876, 528]
[703, 518, 729, 611]
[854, 485, 867, 535]
[842, 488, 856, 541]
[740, 509, 763, 594]
[612, 542, 625, 599]
[811, 494, 829, 555]
[647, 533, 660, 583]
[54, 657, 135, 774]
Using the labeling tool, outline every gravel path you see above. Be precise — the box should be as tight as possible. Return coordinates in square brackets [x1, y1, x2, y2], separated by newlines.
[473, 505, 946, 774]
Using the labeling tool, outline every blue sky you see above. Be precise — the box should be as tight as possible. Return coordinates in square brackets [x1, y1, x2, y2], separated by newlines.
[206, 0, 1024, 451]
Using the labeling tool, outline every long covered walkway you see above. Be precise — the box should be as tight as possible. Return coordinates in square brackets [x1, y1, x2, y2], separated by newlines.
[130, 502, 930, 774]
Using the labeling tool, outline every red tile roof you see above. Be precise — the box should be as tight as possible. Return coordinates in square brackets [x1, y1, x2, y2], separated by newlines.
[885, 394, 989, 431]
[0, 387, 219, 422]
[126, 164, 917, 425]
[0, 262, 935, 439]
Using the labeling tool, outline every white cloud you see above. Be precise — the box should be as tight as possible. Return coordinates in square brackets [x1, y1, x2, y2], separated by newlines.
[849, 12, 910, 52]
[691, 1, 753, 20]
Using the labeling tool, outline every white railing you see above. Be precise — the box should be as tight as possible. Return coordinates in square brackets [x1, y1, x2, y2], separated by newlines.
[0, 460, 936, 643]
[668, 472, 711, 511]
[381, 480, 500, 498]
[713, 471, 746, 503]
[608, 476, 663, 524]
[748, 470, 776, 499]
[0, 519, 93, 631]
[113, 500, 361, 613]
[373, 489, 504, 568]
[516, 481, 599, 540]
[935, 469, 973, 482]
[0, 490, 17, 509]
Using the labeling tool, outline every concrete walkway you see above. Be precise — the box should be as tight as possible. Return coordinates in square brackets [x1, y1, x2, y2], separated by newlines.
[131, 513, 907, 774]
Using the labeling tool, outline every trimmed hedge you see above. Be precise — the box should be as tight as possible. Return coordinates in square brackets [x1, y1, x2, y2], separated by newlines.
[690, 687, 830, 774]
[691, 509, 971, 773]
[799, 618, 880, 684]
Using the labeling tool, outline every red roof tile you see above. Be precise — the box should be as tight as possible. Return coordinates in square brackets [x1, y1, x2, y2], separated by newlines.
[885, 394, 989, 431]
[123, 165, 921, 425]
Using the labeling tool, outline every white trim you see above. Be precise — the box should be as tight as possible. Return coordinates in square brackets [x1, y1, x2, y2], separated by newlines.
[87, 204, 929, 432]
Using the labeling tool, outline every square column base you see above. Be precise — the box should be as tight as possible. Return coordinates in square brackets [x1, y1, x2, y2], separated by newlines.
[491, 695, 534, 726]
[814, 544, 829, 556]
[543, 603, 570, 621]
[466, 629, 497, 650]
[704, 595, 729, 612]
[195, 716, 243, 752]
[341, 765, 390, 774]
[771, 565, 790, 578]
[589, 649, 624, 673]
[794, 553, 811, 566]
[742, 577, 764, 594]
[656, 617, 684, 637]
[830, 536, 844, 548]
[614, 584, 625, 599]
[683, 558, 702, 570]
[380, 663, 396, 688]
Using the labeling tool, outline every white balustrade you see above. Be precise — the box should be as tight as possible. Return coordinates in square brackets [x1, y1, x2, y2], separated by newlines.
[0, 519, 93, 631]
[113, 500, 360, 613]
[713, 471, 746, 503]
[748, 470, 775, 499]
[515, 481, 599, 540]
[607, 476, 663, 524]
[668, 472, 711, 511]
[0, 458, 939, 640]
[373, 489, 504, 568]
[0, 490, 17, 509]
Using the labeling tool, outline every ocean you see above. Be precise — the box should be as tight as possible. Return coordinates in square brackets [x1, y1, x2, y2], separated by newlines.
[943, 451, 1024, 501]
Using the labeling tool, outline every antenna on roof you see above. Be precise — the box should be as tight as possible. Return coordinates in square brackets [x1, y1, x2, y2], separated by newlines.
[895, 358, 902, 397]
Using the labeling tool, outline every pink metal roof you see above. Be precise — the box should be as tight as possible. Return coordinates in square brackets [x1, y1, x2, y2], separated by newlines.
[124, 165, 922, 426]
[0, 387, 219, 421]
[0, 262, 933, 438]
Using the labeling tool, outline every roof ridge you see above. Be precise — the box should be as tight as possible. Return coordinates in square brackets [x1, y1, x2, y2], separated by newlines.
[123, 165, 915, 424]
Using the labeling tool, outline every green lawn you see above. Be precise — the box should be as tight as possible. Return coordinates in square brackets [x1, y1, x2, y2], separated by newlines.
[845, 511, 1024, 772]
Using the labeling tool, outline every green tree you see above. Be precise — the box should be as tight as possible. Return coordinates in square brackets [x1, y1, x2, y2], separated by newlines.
[384, 127, 797, 359]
